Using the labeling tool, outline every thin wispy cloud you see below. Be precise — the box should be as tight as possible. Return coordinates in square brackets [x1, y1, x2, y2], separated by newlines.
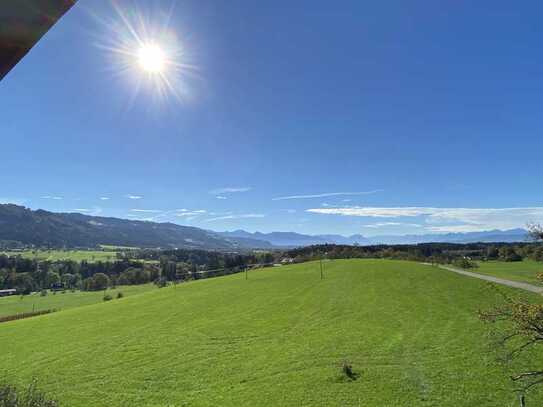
[205, 213, 265, 222]
[272, 190, 383, 201]
[99, 197, 110, 201]
[363, 222, 423, 229]
[210, 187, 251, 194]
[130, 209, 162, 213]
[307, 206, 543, 233]
[69, 207, 103, 216]
[0, 197, 27, 205]
[176, 210, 206, 217]
[126, 195, 143, 200]
[216, 196, 228, 200]
[126, 214, 155, 221]
[41, 196, 63, 200]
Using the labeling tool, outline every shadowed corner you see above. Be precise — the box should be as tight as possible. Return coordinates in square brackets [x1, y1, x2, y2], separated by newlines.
[0, 0, 77, 81]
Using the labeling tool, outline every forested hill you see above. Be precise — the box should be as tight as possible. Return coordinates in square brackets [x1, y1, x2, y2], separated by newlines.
[0, 204, 269, 250]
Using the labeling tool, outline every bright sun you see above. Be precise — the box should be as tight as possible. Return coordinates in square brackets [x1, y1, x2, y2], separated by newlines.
[137, 44, 166, 73]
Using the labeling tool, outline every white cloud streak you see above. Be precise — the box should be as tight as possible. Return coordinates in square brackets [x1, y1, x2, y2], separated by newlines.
[41, 196, 63, 200]
[69, 207, 103, 216]
[363, 222, 423, 229]
[272, 190, 383, 201]
[130, 209, 163, 213]
[210, 187, 251, 194]
[0, 197, 27, 205]
[126, 195, 143, 200]
[205, 213, 265, 222]
[306, 206, 543, 232]
[176, 210, 207, 217]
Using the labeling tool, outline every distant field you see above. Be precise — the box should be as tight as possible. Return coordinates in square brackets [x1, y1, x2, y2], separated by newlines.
[0, 284, 156, 317]
[99, 244, 139, 250]
[0, 259, 542, 406]
[475, 260, 543, 285]
[1, 249, 119, 262]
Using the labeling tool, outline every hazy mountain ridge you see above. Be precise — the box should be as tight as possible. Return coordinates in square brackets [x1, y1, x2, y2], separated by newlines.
[217, 230, 371, 247]
[218, 228, 529, 247]
[0, 204, 267, 250]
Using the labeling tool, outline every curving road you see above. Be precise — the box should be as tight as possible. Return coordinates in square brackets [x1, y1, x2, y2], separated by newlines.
[435, 264, 543, 294]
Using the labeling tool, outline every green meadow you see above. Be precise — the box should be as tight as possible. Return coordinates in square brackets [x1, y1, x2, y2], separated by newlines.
[0, 284, 156, 318]
[1, 249, 119, 262]
[476, 260, 543, 285]
[0, 259, 542, 406]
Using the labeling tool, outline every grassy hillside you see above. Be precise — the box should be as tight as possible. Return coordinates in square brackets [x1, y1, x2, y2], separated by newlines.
[476, 260, 543, 285]
[0, 284, 156, 317]
[0, 260, 542, 406]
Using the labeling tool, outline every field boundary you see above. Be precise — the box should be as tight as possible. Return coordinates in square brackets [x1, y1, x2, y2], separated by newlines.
[436, 264, 543, 294]
[0, 309, 57, 324]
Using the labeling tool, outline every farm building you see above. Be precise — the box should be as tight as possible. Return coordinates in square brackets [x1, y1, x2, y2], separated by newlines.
[0, 289, 16, 297]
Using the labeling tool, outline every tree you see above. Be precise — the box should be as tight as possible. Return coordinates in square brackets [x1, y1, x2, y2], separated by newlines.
[528, 223, 543, 241]
[60, 273, 75, 288]
[14, 273, 36, 295]
[90, 273, 109, 291]
[45, 271, 61, 288]
[499, 246, 522, 262]
[480, 224, 543, 401]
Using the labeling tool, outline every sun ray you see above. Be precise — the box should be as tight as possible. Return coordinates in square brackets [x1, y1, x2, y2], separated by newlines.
[90, 1, 195, 108]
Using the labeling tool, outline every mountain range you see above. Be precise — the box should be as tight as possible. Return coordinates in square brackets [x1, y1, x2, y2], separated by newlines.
[217, 228, 529, 246]
[0, 204, 529, 250]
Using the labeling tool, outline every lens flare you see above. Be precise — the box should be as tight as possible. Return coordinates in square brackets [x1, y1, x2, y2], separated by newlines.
[90, 1, 197, 106]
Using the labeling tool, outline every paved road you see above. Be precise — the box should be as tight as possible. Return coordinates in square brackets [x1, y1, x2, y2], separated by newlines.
[435, 264, 543, 294]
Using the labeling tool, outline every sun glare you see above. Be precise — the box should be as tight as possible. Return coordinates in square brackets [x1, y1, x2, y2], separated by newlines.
[138, 44, 166, 73]
[94, 2, 195, 104]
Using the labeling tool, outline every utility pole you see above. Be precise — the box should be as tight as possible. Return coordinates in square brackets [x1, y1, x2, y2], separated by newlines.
[320, 258, 323, 280]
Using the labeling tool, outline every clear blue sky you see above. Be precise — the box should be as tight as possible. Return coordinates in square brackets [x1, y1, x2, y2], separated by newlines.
[1, 0, 542, 236]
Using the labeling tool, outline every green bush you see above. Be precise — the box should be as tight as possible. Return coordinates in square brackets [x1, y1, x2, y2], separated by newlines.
[103, 294, 113, 302]
[340, 361, 359, 381]
[452, 257, 479, 269]
[116, 292, 124, 299]
[40, 289, 47, 297]
[154, 277, 168, 288]
[0, 379, 58, 406]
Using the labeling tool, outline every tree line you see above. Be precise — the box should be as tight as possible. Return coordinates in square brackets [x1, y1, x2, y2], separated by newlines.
[0, 249, 276, 294]
[284, 241, 543, 266]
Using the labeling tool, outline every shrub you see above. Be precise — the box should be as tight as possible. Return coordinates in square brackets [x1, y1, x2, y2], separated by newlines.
[103, 294, 113, 302]
[155, 277, 168, 288]
[341, 361, 359, 381]
[40, 289, 48, 297]
[116, 292, 124, 299]
[452, 257, 479, 269]
[0, 379, 58, 406]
